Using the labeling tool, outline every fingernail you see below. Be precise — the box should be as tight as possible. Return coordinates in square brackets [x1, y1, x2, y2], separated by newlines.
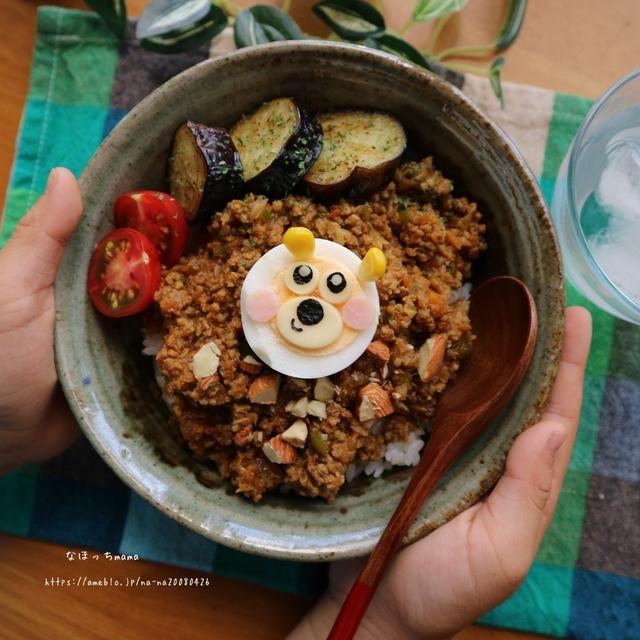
[45, 168, 60, 193]
[546, 429, 567, 455]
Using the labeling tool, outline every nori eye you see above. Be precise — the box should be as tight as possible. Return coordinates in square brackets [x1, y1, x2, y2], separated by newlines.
[327, 272, 347, 294]
[297, 298, 324, 325]
[293, 264, 314, 285]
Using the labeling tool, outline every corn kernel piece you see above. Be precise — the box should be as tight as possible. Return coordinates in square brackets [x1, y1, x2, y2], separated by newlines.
[358, 248, 387, 282]
[283, 227, 315, 260]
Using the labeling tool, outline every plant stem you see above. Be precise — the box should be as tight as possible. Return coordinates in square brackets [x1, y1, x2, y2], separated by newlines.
[212, 0, 240, 17]
[399, 17, 414, 34]
[282, 0, 291, 14]
[423, 15, 450, 55]
[436, 42, 497, 61]
[441, 60, 490, 76]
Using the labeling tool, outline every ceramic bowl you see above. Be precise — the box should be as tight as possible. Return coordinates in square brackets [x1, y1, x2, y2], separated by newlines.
[55, 41, 564, 561]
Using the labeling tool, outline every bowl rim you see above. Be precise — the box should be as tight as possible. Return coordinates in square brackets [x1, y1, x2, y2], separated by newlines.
[55, 40, 563, 560]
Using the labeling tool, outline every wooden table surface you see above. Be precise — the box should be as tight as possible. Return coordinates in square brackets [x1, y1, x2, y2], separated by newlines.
[1, 1, 638, 638]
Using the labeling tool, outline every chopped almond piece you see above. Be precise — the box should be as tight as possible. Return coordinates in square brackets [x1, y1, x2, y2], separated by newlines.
[289, 377, 308, 389]
[285, 396, 308, 418]
[417, 334, 447, 382]
[263, 435, 297, 464]
[233, 425, 253, 447]
[307, 400, 327, 419]
[358, 382, 394, 422]
[248, 374, 280, 404]
[192, 341, 221, 379]
[313, 377, 336, 402]
[281, 420, 308, 448]
[366, 340, 390, 365]
[198, 373, 219, 390]
[239, 355, 263, 374]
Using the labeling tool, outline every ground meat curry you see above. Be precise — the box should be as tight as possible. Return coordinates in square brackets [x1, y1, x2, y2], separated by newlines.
[154, 157, 486, 502]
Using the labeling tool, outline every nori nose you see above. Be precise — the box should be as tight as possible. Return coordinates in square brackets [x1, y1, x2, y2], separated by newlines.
[297, 298, 324, 326]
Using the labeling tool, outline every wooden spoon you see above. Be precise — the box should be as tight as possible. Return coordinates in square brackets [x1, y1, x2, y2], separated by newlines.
[328, 276, 538, 640]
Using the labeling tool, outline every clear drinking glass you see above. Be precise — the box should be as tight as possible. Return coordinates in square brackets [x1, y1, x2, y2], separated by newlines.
[551, 68, 640, 325]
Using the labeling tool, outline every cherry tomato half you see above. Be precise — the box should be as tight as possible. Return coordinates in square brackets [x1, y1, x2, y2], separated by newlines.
[114, 190, 187, 267]
[87, 228, 162, 318]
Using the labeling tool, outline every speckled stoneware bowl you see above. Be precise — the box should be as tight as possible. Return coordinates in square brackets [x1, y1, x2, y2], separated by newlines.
[54, 41, 564, 561]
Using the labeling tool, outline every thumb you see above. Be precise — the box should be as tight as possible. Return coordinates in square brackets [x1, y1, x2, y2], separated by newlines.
[1, 167, 83, 292]
[479, 420, 567, 579]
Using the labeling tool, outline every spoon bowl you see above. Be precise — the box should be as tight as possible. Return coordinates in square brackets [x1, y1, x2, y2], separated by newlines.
[329, 276, 538, 639]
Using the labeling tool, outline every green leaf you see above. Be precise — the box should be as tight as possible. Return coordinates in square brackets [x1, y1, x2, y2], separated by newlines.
[140, 4, 227, 53]
[496, 0, 527, 50]
[312, 0, 385, 41]
[373, 33, 433, 70]
[85, 0, 127, 39]
[234, 5, 305, 47]
[412, 0, 469, 22]
[489, 56, 505, 107]
[362, 36, 381, 49]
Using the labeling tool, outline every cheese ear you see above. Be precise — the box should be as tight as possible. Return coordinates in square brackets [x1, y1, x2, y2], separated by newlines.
[283, 227, 315, 260]
[358, 247, 387, 282]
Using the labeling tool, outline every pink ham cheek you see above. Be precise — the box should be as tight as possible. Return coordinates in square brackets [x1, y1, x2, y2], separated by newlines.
[245, 288, 279, 322]
[342, 296, 377, 330]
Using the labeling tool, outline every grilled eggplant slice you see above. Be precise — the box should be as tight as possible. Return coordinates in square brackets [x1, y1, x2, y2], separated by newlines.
[303, 111, 406, 198]
[168, 121, 243, 221]
[230, 97, 322, 199]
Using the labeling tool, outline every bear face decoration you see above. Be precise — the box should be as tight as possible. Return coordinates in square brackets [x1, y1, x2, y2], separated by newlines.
[240, 227, 386, 378]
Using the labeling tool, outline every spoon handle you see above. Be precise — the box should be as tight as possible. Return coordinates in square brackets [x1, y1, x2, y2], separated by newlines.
[327, 438, 454, 640]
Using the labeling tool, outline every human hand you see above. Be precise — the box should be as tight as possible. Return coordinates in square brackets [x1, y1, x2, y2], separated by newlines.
[0, 168, 83, 475]
[289, 306, 592, 640]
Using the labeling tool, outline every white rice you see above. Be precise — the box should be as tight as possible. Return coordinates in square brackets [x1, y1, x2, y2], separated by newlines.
[141, 326, 173, 408]
[346, 461, 366, 482]
[347, 429, 426, 481]
[384, 430, 425, 466]
[364, 459, 393, 478]
[449, 281, 472, 304]
[141, 326, 164, 356]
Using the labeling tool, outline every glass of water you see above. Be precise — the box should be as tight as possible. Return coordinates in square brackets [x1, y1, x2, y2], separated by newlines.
[551, 68, 640, 325]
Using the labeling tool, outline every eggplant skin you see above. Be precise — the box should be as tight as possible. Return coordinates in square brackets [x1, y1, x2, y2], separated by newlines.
[168, 121, 243, 222]
[307, 158, 400, 200]
[232, 98, 323, 200]
[303, 111, 406, 200]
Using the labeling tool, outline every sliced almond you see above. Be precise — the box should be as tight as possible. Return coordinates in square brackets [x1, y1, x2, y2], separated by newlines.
[281, 420, 308, 448]
[289, 377, 308, 389]
[366, 340, 391, 365]
[358, 382, 394, 422]
[233, 425, 253, 447]
[285, 396, 309, 418]
[314, 377, 336, 402]
[263, 434, 297, 464]
[417, 334, 447, 382]
[192, 341, 221, 379]
[248, 374, 280, 404]
[239, 355, 263, 374]
[307, 400, 327, 419]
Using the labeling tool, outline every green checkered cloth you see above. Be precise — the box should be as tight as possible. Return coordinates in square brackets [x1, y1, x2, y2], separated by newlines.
[1, 8, 638, 638]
